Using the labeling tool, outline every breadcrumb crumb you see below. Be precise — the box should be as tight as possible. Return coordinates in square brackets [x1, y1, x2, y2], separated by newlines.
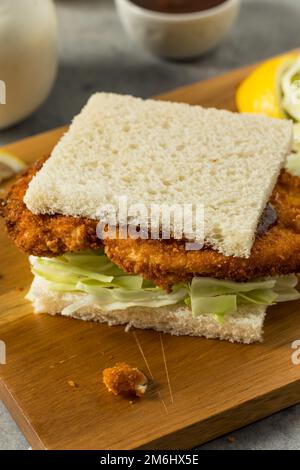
[103, 362, 148, 398]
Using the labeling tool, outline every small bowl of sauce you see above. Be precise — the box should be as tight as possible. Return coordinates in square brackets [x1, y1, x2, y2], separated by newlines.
[130, 0, 229, 14]
[115, 0, 240, 59]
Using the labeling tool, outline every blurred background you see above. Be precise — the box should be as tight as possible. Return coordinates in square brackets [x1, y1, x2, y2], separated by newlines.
[0, 0, 300, 146]
[1, 0, 300, 451]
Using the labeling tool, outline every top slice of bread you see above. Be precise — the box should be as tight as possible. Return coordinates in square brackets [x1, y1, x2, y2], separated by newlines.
[24, 93, 293, 258]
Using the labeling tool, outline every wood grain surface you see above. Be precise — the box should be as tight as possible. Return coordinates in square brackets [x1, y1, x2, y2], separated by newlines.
[1, 61, 300, 450]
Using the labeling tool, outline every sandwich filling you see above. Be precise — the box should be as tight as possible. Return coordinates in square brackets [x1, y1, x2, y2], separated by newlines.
[28, 250, 300, 322]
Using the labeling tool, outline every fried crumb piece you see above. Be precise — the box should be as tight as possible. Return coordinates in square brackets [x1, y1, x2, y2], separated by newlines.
[16, 286, 25, 292]
[103, 362, 148, 398]
[68, 380, 79, 388]
[227, 436, 236, 443]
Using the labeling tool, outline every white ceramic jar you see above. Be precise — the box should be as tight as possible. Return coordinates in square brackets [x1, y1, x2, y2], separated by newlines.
[0, 0, 58, 129]
[115, 0, 240, 60]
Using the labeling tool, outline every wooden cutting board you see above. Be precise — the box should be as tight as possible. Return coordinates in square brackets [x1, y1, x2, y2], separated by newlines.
[1, 60, 300, 451]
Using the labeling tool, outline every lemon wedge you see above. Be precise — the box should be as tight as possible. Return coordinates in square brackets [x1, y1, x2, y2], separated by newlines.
[236, 52, 300, 177]
[0, 151, 26, 183]
[236, 53, 298, 119]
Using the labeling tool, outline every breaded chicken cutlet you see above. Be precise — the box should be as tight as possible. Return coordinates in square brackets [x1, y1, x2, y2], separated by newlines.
[0, 159, 101, 257]
[104, 171, 300, 290]
[2, 159, 300, 290]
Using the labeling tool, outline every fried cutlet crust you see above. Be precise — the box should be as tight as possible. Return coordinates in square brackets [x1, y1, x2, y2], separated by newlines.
[104, 171, 300, 290]
[0, 159, 101, 257]
[2, 160, 300, 290]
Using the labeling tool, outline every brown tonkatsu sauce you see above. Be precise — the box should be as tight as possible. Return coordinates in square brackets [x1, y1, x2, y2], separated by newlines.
[130, 0, 227, 14]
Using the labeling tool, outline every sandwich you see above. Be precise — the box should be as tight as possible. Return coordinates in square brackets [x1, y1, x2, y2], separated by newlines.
[1, 93, 300, 344]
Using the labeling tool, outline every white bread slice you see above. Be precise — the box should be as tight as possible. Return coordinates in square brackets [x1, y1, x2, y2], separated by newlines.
[27, 277, 267, 344]
[24, 93, 293, 257]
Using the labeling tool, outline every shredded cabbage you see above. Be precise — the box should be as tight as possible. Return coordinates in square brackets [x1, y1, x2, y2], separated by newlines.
[29, 252, 300, 321]
[189, 275, 300, 321]
[281, 55, 300, 121]
[29, 252, 188, 313]
[286, 123, 300, 177]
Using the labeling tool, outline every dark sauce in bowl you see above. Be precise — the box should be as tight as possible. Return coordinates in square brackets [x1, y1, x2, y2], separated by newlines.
[130, 0, 228, 14]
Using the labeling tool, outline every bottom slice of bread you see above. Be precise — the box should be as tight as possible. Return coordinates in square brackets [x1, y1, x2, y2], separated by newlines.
[27, 277, 267, 344]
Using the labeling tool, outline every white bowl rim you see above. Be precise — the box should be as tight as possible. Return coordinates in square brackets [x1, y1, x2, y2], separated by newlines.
[115, 0, 240, 21]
